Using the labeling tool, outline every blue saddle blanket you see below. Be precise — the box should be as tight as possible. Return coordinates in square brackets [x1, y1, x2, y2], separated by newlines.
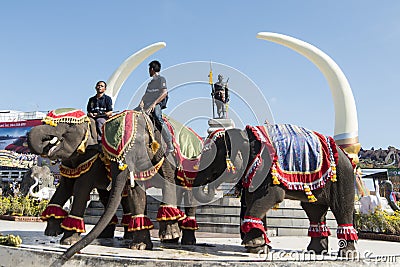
[267, 124, 322, 173]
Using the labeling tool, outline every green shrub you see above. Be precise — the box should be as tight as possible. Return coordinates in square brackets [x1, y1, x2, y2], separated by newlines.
[0, 196, 48, 217]
[355, 210, 400, 235]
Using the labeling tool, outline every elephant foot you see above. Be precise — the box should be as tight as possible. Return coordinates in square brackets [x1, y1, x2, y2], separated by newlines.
[128, 230, 153, 250]
[159, 220, 180, 242]
[246, 244, 270, 254]
[307, 236, 329, 254]
[122, 226, 134, 239]
[338, 240, 357, 258]
[161, 237, 180, 244]
[60, 231, 81, 245]
[181, 229, 196, 245]
[44, 218, 64, 236]
[98, 224, 116, 238]
[124, 232, 134, 240]
[242, 228, 266, 250]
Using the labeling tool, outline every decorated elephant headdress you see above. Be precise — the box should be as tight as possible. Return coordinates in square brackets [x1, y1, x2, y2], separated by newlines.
[42, 108, 90, 154]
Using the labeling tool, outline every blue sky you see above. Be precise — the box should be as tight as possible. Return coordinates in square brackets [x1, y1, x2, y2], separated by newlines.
[1, 1, 399, 149]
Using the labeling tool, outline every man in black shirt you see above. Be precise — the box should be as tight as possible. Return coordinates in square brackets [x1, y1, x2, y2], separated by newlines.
[87, 81, 113, 142]
[139, 60, 174, 154]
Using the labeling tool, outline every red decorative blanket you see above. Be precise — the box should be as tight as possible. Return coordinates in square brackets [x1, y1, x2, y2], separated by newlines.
[244, 124, 339, 202]
[102, 110, 138, 161]
[163, 117, 203, 188]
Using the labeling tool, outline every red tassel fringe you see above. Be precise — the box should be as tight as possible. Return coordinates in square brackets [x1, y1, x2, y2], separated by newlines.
[337, 224, 358, 240]
[241, 216, 270, 244]
[308, 221, 331, 237]
[127, 215, 154, 232]
[121, 213, 132, 226]
[179, 216, 199, 230]
[156, 206, 186, 221]
[61, 216, 86, 233]
[109, 214, 119, 225]
[40, 204, 68, 220]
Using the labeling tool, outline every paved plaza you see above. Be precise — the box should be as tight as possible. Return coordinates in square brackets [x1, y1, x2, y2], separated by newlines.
[1, 220, 400, 266]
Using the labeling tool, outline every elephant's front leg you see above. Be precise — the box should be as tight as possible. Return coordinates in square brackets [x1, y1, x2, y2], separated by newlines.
[179, 189, 198, 245]
[41, 177, 73, 237]
[59, 174, 95, 245]
[157, 181, 181, 243]
[126, 184, 153, 250]
[242, 182, 285, 253]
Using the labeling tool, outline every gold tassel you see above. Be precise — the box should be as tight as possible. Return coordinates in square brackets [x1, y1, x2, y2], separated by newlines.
[272, 203, 280, 210]
[304, 184, 317, 203]
[307, 195, 318, 202]
[42, 119, 57, 127]
[271, 167, 280, 185]
[226, 157, 236, 173]
[118, 161, 128, 171]
[76, 122, 90, 154]
[77, 142, 86, 154]
[151, 140, 160, 154]
[331, 165, 337, 182]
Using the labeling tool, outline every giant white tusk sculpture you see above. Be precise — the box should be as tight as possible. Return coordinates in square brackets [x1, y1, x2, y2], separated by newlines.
[256, 32, 360, 162]
[106, 42, 167, 104]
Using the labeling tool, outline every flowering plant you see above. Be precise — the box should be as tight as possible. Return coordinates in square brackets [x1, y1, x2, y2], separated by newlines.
[0, 196, 48, 217]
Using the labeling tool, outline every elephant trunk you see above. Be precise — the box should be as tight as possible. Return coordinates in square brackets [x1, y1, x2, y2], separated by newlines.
[57, 169, 128, 263]
[28, 177, 40, 198]
[192, 184, 216, 203]
[28, 124, 54, 154]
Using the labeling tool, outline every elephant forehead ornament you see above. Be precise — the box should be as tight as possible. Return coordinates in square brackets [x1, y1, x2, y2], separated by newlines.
[42, 108, 90, 154]
[201, 129, 237, 174]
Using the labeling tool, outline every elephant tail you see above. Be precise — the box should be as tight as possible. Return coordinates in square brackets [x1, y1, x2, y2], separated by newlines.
[53, 169, 128, 265]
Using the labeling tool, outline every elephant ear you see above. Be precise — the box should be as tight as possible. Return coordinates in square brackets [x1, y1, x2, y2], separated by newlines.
[244, 128, 274, 193]
[225, 128, 250, 174]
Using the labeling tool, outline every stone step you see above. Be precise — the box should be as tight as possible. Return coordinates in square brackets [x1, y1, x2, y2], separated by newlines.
[197, 222, 240, 234]
[84, 198, 340, 236]
[267, 208, 336, 220]
[84, 207, 124, 217]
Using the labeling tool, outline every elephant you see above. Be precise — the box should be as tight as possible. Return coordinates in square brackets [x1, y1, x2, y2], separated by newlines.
[19, 165, 56, 200]
[53, 109, 199, 263]
[192, 124, 358, 256]
[27, 108, 133, 245]
[381, 180, 400, 212]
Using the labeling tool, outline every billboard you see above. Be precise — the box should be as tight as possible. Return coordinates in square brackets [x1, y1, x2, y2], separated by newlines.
[0, 119, 42, 153]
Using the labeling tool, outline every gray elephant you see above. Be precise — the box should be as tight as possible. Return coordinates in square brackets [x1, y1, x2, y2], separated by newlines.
[19, 165, 56, 200]
[50, 109, 199, 264]
[28, 108, 132, 245]
[381, 180, 400, 211]
[192, 124, 358, 256]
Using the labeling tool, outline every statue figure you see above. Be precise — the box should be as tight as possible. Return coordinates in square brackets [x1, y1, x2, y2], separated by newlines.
[212, 74, 229, 118]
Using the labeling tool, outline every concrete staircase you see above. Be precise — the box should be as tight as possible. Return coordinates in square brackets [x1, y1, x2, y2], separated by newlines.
[84, 193, 338, 236]
[266, 200, 337, 236]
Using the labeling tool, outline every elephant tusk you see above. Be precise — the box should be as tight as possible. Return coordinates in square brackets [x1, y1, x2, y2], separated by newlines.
[49, 137, 58, 145]
[256, 32, 360, 162]
[106, 42, 167, 104]
[256, 33, 359, 144]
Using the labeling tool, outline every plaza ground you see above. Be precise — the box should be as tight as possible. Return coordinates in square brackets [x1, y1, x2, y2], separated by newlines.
[1, 220, 400, 266]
